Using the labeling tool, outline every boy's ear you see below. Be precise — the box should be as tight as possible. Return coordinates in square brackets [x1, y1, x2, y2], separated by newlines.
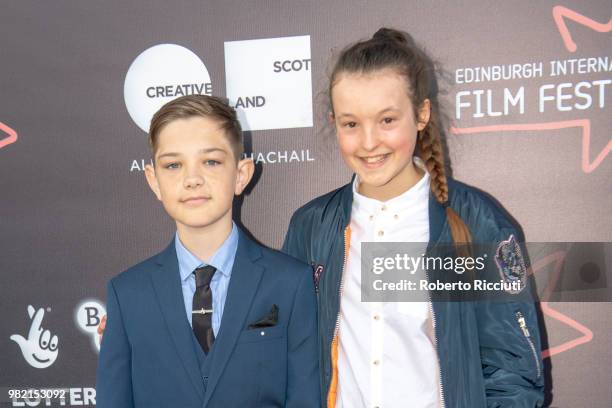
[234, 158, 255, 195]
[144, 163, 162, 201]
[416, 99, 431, 131]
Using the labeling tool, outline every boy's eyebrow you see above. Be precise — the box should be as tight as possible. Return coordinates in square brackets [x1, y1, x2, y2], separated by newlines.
[199, 147, 228, 155]
[156, 148, 228, 160]
[156, 152, 180, 160]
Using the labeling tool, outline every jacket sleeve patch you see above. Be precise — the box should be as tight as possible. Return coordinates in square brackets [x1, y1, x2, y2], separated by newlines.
[494, 234, 527, 294]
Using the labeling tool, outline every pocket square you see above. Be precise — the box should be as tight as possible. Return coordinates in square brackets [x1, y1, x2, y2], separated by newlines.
[248, 304, 278, 329]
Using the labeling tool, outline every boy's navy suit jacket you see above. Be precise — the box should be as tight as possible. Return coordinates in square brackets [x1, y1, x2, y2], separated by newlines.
[96, 229, 320, 407]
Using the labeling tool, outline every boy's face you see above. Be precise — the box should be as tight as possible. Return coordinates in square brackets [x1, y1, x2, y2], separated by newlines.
[144, 116, 253, 235]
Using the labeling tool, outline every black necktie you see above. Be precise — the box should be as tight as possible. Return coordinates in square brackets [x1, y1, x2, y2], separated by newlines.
[192, 265, 216, 354]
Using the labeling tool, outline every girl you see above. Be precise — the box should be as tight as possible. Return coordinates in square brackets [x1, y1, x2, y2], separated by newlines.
[283, 28, 544, 408]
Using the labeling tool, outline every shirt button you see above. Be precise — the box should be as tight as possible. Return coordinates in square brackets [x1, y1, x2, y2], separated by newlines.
[381, 205, 387, 211]
[394, 214, 399, 220]
[378, 230, 384, 237]
[373, 314, 380, 321]
[369, 215, 374, 221]
[373, 360, 380, 366]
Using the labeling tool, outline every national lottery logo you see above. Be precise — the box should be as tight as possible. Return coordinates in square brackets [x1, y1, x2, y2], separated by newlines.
[75, 299, 106, 352]
[124, 44, 212, 132]
[10, 305, 59, 369]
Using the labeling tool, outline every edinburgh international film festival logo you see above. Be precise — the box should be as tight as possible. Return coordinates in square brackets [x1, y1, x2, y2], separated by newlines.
[224, 35, 313, 131]
[124, 44, 213, 132]
[451, 6, 611, 175]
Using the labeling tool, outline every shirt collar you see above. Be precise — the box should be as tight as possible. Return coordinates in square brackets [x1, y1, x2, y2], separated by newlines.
[352, 156, 430, 215]
[175, 222, 239, 282]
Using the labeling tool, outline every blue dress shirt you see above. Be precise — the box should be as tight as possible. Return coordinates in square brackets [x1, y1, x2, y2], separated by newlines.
[175, 222, 239, 336]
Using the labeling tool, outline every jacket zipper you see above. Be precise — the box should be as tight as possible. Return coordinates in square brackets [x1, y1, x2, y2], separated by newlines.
[329, 226, 350, 406]
[333, 226, 351, 338]
[427, 282, 446, 407]
[515, 311, 542, 379]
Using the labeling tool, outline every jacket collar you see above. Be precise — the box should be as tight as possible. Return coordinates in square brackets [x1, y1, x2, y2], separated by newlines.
[337, 176, 354, 227]
[428, 192, 448, 245]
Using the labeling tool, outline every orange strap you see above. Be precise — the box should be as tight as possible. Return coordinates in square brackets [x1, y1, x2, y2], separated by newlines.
[327, 336, 339, 408]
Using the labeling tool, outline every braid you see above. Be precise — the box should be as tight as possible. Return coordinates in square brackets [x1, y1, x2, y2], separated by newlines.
[418, 107, 473, 255]
[418, 108, 448, 204]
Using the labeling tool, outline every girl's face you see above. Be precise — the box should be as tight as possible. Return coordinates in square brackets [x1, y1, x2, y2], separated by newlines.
[331, 69, 430, 201]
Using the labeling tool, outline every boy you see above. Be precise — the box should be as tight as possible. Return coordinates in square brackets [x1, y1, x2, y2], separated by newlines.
[96, 95, 320, 407]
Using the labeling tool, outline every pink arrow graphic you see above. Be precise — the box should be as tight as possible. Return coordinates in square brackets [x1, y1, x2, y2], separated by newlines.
[0, 121, 18, 150]
[451, 120, 611, 173]
[527, 250, 594, 358]
[553, 5, 612, 53]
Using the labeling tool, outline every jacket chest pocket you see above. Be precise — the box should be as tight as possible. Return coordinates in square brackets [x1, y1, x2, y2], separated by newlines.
[237, 325, 286, 344]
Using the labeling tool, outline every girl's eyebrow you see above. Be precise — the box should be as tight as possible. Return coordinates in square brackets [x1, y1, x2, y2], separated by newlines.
[336, 107, 400, 119]
[377, 107, 400, 114]
[335, 112, 355, 119]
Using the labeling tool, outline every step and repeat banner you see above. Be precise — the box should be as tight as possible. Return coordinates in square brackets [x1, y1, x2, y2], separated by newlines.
[1, 1, 610, 407]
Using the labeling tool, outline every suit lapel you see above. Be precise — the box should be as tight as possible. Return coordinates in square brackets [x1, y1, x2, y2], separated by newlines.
[149, 241, 205, 402]
[203, 231, 263, 406]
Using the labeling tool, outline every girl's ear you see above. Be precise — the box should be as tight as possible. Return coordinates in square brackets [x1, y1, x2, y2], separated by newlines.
[328, 111, 335, 124]
[416, 99, 431, 131]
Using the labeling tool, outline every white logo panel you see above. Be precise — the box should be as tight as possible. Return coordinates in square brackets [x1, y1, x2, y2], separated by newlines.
[124, 44, 212, 132]
[224, 35, 313, 131]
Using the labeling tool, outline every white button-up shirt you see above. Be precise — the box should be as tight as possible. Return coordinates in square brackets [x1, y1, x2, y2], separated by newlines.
[336, 159, 441, 408]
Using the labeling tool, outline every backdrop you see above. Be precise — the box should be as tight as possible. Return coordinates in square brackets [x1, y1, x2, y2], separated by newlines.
[1, 1, 610, 407]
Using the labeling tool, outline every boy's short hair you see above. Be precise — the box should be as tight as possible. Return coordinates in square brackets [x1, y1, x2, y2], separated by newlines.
[149, 95, 243, 161]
